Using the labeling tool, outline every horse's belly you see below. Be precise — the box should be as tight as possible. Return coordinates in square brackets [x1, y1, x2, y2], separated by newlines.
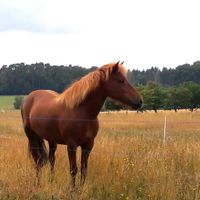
[30, 119, 64, 143]
[60, 121, 99, 146]
[30, 115, 99, 145]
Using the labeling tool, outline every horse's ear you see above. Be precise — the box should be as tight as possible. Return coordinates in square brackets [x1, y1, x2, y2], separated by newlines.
[112, 61, 120, 74]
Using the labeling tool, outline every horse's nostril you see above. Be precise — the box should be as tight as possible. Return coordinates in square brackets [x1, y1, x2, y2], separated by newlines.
[131, 99, 143, 110]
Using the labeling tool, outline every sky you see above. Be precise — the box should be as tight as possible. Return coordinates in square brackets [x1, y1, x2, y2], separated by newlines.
[0, 0, 199, 70]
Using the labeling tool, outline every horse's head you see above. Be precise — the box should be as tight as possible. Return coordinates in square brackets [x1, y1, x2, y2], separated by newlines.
[100, 62, 143, 110]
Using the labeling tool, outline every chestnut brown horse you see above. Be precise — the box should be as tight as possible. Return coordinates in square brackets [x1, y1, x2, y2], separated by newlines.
[21, 62, 143, 186]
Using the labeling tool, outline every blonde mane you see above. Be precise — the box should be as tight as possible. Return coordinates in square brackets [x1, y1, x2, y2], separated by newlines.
[58, 62, 127, 109]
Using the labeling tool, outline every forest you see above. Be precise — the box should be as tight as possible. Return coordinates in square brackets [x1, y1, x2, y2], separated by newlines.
[0, 61, 200, 111]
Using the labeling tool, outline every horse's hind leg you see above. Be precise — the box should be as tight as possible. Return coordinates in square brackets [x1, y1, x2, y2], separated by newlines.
[48, 142, 57, 173]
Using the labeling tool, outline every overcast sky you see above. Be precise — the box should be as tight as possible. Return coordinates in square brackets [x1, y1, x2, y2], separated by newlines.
[0, 0, 199, 70]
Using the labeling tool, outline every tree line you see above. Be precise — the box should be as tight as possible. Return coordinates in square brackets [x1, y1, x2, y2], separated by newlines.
[128, 61, 200, 86]
[0, 63, 96, 95]
[1, 61, 200, 111]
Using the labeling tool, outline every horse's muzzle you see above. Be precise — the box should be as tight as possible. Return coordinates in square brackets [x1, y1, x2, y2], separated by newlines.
[131, 100, 143, 110]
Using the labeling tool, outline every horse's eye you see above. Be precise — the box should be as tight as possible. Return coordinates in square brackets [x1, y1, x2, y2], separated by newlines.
[118, 79, 125, 84]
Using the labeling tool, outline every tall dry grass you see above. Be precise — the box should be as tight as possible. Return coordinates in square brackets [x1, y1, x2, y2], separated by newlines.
[0, 110, 200, 199]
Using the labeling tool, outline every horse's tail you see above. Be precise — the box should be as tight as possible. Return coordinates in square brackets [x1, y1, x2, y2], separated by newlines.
[21, 96, 48, 168]
[28, 134, 48, 168]
[20, 102, 25, 123]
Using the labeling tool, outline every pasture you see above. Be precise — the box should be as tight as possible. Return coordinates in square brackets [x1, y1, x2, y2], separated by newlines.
[0, 96, 16, 110]
[0, 110, 200, 199]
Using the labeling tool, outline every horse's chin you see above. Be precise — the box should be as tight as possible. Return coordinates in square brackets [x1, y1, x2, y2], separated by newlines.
[113, 100, 142, 111]
[129, 103, 143, 110]
[122, 103, 138, 111]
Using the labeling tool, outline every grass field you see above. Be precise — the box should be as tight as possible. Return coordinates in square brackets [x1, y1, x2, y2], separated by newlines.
[0, 110, 200, 199]
[0, 96, 25, 111]
[0, 96, 16, 110]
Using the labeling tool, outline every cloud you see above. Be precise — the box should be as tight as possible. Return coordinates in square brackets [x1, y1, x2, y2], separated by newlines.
[0, 0, 200, 69]
[0, 0, 77, 34]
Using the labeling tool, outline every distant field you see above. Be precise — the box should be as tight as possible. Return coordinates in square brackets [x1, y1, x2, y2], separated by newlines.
[0, 96, 16, 110]
[0, 95, 26, 110]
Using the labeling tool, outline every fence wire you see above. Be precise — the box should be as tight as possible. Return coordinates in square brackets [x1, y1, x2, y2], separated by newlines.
[0, 111, 200, 154]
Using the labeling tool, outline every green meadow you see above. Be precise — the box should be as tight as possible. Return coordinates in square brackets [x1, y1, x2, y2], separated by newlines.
[0, 96, 16, 110]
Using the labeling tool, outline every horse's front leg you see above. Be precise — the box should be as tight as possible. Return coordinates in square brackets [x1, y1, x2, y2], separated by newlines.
[67, 145, 77, 188]
[80, 141, 94, 185]
[48, 142, 57, 174]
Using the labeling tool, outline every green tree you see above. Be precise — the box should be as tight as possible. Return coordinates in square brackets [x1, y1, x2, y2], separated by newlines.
[139, 82, 164, 112]
[13, 96, 24, 109]
[182, 82, 200, 111]
[164, 86, 192, 112]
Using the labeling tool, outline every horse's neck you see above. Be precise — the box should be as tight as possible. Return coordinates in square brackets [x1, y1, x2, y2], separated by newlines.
[78, 87, 106, 118]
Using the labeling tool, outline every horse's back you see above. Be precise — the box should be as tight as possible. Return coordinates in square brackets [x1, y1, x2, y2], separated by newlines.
[22, 90, 58, 115]
[21, 90, 59, 129]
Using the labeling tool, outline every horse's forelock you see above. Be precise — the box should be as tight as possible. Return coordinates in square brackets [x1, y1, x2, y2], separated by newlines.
[99, 62, 127, 79]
